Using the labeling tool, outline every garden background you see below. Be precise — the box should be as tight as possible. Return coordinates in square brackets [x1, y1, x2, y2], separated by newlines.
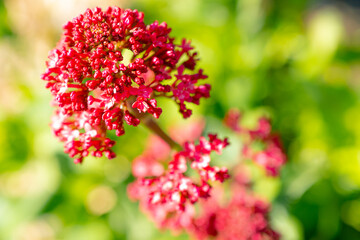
[1, 0, 360, 239]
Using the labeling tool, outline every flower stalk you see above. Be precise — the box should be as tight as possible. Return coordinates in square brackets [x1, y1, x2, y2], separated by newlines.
[141, 115, 182, 151]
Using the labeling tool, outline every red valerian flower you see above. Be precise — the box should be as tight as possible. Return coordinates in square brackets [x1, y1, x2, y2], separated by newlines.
[42, 7, 210, 162]
[128, 134, 229, 231]
[189, 177, 280, 240]
[224, 109, 287, 176]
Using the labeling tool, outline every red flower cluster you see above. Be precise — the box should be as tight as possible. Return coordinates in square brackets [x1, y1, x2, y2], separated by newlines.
[128, 134, 229, 230]
[42, 6, 287, 239]
[190, 177, 280, 240]
[224, 110, 287, 176]
[42, 7, 210, 162]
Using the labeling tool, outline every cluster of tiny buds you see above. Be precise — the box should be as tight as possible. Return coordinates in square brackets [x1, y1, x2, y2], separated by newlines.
[224, 109, 287, 176]
[51, 110, 116, 163]
[42, 7, 210, 163]
[128, 134, 230, 229]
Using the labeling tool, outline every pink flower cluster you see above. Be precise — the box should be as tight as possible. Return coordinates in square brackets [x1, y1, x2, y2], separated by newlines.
[128, 125, 280, 239]
[224, 110, 287, 176]
[42, 7, 210, 163]
[190, 177, 280, 240]
[128, 133, 229, 230]
[51, 110, 116, 163]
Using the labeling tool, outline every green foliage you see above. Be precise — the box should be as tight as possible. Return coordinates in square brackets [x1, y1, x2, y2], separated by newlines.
[1, 0, 360, 239]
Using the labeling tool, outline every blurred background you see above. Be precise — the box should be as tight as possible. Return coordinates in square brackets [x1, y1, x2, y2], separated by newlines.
[1, 0, 360, 239]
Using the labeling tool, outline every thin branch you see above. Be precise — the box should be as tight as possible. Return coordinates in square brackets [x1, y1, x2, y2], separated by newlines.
[126, 96, 182, 151]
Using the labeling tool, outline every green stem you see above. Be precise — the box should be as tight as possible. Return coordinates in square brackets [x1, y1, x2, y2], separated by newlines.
[141, 115, 182, 151]
[126, 97, 182, 151]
